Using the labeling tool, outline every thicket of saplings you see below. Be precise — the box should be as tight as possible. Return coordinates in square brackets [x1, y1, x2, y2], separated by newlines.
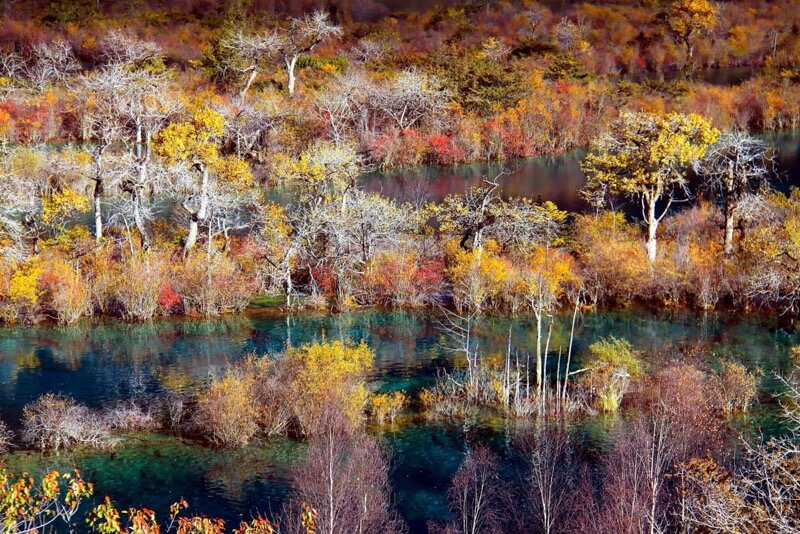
[1, 337, 798, 533]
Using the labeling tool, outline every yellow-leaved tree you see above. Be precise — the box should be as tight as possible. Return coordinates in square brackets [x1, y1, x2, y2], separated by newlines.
[287, 340, 374, 434]
[273, 141, 360, 211]
[581, 111, 718, 262]
[666, 0, 719, 69]
[514, 246, 579, 396]
[154, 106, 254, 256]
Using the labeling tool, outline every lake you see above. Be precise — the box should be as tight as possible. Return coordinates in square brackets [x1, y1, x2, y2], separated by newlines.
[1, 308, 798, 532]
[358, 130, 800, 212]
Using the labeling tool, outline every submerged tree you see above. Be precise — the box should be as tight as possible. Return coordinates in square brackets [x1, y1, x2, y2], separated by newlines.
[581, 111, 718, 262]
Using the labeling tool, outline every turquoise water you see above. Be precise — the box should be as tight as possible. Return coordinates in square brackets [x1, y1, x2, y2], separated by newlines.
[1, 308, 798, 531]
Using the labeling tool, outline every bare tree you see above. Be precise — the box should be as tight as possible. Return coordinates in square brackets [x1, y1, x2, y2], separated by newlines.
[25, 40, 80, 91]
[283, 404, 406, 534]
[100, 30, 162, 66]
[314, 72, 366, 145]
[697, 131, 773, 254]
[589, 411, 673, 534]
[222, 98, 286, 160]
[229, 10, 341, 98]
[223, 29, 282, 99]
[446, 447, 504, 534]
[370, 68, 450, 130]
[80, 67, 130, 242]
[517, 426, 577, 534]
[351, 36, 389, 64]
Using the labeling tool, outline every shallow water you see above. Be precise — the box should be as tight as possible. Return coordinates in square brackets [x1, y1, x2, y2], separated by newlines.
[1, 308, 798, 531]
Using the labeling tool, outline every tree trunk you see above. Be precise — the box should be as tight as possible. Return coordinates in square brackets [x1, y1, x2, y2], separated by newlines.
[240, 68, 258, 99]
[93, 178, 103, 243]
[184, 165, 209, 256]
[535, 310, 542, 395]
[645, 199, 658, 263]
[286, 55, 298, 96]
[132, 192, 150, 250]
[723, 201, 735, 255]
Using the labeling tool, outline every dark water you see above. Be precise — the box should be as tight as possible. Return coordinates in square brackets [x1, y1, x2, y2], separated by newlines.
[359, 131, 800, 212]
[1, 308, 798, 531]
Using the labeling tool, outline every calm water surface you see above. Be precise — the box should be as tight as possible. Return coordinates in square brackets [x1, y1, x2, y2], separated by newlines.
[1, 308, 798, 531]
[359, 131, 800, 212]
[4, 135, 800, 531]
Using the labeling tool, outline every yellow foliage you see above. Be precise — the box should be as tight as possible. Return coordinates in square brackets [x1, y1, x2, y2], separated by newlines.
[153, 107, 225, 166]
[582, 111, 718, 200]
[445, 239, 511, 311]
[8, 262, 42, 304]
[370, 391, 407, 424]
[287, 340, 374, 432]
[41, 189, 90, 225]
[212, 155, 253, 188]
[514, 247, 579, 314]
[195, 371, 259, 448]
[667, 0, 718, 41]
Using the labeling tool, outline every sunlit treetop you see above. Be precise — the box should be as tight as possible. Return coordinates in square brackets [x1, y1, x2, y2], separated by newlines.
[667, 0, 719, 44]
[153, 107, 225, 167]
[582, 111, 719, 199]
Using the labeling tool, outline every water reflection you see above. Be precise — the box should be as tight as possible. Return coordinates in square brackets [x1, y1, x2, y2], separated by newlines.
[359, 131, 800, 212]
[1, 308, 797, 422]
[1, 308, 798, 531]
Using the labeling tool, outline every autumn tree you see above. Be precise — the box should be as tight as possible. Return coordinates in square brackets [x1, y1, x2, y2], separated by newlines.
[439, 47, 524, 116]
[228, 10, 341, 97]
[697, 131, 773, 254]
[0, 147, 90, 254]
[516, 247, 579, 398]
[666, 0, 719, 70]
[283, 405, 405, 534]
[155, 106, 253, 256]
[274, 141, 361, 211]
[0, 467, 93, 534]
[435, 176, 503, 253]
[581, 111, 718, 262]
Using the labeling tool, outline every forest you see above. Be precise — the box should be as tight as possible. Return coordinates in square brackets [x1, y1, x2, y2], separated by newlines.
[1, 0, 800, 532]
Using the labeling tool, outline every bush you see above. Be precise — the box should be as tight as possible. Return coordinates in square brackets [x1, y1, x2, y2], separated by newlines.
[244, 357, 294, 437]
[581, 337, 641, 412]
[288, 340, 374, 435]
[22, 394, 116, 450]
[105, 402, 158, 431]
[370, 391, 407, 424]
[38, 258, 91, 325]
[193, 370, 260, 448]
[0, 418, 12, 453]
[715, 360, 758, 417]
[114, 256, 165, 321]
[192, 355, 296, 447]
[172, 254, 256, 317]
